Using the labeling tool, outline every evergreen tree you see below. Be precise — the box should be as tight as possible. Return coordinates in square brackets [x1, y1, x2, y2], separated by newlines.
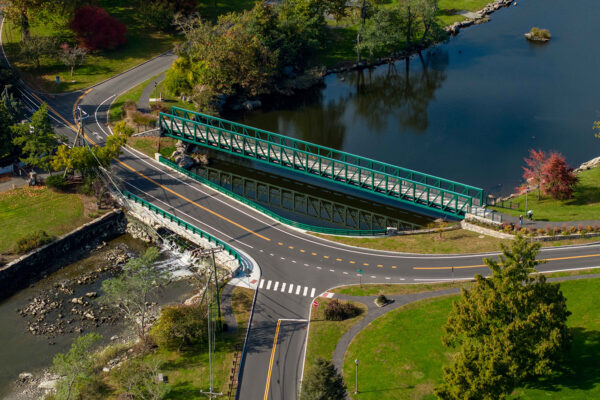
[435, 236, 571, 400]
[300, 358, 346, 400]
[12, 103, 59, 171]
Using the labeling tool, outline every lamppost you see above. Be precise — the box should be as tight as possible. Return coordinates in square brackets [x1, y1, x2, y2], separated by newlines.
[355, 358, 359, 394]
[525, 182, 529, 218]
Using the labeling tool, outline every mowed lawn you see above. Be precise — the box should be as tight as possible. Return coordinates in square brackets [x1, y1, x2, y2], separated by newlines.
[0, 186, 87, 254]
[342, 278, 600, 399]
[490, 167, 600, 221]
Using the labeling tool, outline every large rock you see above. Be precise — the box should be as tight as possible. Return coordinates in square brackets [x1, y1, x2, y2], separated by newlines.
[177, 155, 195, 170]
[575, 156, 600, 172]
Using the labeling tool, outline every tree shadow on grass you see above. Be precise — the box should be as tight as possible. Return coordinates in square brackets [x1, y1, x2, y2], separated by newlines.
[522, 328, 600, 392]
[566, 182, 600, 207]
[163, 381, 206, 400]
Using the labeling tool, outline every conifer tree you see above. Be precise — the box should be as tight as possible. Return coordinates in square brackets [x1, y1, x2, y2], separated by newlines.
[301, 358, 347, 400]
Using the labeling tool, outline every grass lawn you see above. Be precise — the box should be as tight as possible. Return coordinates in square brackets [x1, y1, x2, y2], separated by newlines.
[108, 74, 161, 122]
[342, 277, 600, 399]
[316, 228, 600, 254]
[137, 286, 253, 399]
[1, 0, 179, 93]
[127, 137, 177, 159]
[304, 298, 367, 373]
[331, 282, 469, 297]
[490, 168, 600, 222]
[0, 186, 95, 255]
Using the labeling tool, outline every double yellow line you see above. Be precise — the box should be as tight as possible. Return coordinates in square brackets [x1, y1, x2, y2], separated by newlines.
[33, 89, 270, 242]
[264, 320, 281, 400]
[413, 253, 600, 270]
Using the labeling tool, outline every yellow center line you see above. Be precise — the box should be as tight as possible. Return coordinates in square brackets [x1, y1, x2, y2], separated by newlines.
[349, 261, 356, 264]
[312, 252, 317, 256]
[377, 264, 383, 268]
[413, 253, 600, 270]
[278, 242, 283, 246]
[288, 246, 294, 249]
[264, 320, 281, 400]
[392, 266, 397, 269]
[363, 263, 369, 266]
[323, 255, 329, 259]
[336, 258, 342, 262]
[300, 249, 306, 253]
[117, 160, 271, 241]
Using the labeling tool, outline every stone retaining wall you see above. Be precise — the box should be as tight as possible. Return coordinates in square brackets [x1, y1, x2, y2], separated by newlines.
[461, 221, 515, 239]
[0, 210, 126, 300]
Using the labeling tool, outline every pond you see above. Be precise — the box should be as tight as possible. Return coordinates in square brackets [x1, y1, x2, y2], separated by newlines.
[229, 0, 600, 197]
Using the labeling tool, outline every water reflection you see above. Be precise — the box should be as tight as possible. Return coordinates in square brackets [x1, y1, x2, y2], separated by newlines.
[192, 159, 432, 231]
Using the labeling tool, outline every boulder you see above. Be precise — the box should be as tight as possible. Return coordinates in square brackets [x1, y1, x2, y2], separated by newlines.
[177, 155, 195, 170]
[85, 292, 97, 299]
[18, 372, 33, 382]
[243, 100, 262, 111]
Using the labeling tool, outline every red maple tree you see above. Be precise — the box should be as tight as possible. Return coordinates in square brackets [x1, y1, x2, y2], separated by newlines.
[70, 6, 127, 51]
[522, 149, 547, 200]
[541, 152, 578, 200]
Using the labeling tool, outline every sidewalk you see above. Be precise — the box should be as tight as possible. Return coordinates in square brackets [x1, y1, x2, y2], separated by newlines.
[498, 212, 599, 229]
[0, 171, 52, 193]
[137, 73, 166, 113]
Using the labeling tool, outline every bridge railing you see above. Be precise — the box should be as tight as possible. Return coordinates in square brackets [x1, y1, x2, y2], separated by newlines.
[157, 156, 389, 236]
[159, 111, 479, 217]
[122, 189, 242, 268]
[168, 106, 484, 205]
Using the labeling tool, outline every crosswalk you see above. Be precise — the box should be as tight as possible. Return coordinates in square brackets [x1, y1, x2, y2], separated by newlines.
[259, 279, 316, 298]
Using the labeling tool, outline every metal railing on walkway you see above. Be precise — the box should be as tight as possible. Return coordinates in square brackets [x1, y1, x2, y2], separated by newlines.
[158, 156, 388, 237]
[159, 107, 484, 218]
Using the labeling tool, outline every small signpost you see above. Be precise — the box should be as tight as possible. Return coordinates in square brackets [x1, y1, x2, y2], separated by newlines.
[357, 269, 364, 287]
[312, 300, 319, 308]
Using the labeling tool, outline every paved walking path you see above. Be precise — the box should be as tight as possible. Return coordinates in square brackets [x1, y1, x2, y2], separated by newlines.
[220, 283, 238, 334]
[330, 273, 600, 373]
[137, 72, 166, 113]
[498, 212, 599, 229]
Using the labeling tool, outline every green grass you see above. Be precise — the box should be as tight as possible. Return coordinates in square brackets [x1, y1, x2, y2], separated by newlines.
[317, 228, 600, 254]
[137, 287, 253, 399]
[490, 168, 600, 222]
[342, 277, 600, 399]
[1, 0, 179, 93]
[0, 186, 87, 254]
[127, 137, 176, 159]
[331, 282, 469, 297]
[304, 298, 367, 373]
[109, 74, 160, 122]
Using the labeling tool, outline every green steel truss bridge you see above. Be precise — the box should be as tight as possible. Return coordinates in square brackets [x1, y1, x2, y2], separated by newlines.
[159, 106, 484, 218]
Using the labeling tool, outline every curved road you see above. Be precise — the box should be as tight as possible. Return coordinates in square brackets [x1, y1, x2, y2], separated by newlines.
[18, 55, 600, 400]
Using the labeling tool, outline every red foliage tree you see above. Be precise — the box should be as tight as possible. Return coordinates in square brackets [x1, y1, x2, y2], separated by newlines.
[541, 152, 578, 200]
[70, 6, 127, 51]
[522, 149, 547, 200]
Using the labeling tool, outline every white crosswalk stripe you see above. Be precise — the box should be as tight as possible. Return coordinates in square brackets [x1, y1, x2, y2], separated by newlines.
[259, 279, 317, 298]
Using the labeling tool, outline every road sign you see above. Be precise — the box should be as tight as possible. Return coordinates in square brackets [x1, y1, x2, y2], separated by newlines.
[312, 301, 319, 308]
[357, 269, 364, 274]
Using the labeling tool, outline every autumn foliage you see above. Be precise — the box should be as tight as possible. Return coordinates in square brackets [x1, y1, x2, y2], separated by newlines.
[522, 149, 578, 200]
[70, 6, 127, 50]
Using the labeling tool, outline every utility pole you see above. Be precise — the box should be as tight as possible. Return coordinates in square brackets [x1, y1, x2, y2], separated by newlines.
[194, 247, 224, 329]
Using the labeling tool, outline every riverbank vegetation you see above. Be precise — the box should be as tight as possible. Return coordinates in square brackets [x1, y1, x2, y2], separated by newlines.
[491, 166, 600, 221]
[525, 27, 551, 42]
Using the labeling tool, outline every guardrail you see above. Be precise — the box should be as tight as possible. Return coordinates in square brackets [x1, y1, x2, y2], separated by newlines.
[122, 190, 242, 268]
[466, 206, 503, 223]
[158, 156, 389, 237]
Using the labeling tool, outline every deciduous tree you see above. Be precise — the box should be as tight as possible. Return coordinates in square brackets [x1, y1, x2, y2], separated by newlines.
[59, 43, 88, 77]
[12, 103, 59, 171]
[541, 152, 578, 200]
[70, 6, 127, 50]
[19, 35, 56, 68]
[522, 149, 547, 200]
[52, 333, 101, 400]
[435, 236, 571, 400]
[300, 358, 346, 400]
[101, 247, 166, 347]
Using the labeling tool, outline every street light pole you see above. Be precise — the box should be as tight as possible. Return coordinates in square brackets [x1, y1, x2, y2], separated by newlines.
[355, 359, 359, 394]
[525, 183, 529, 217]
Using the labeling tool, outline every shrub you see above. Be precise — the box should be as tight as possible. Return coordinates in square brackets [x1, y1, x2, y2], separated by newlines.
[15, 230, 54, 253]
[530, 27, 551, 39]
[552, 226, 561, 236]
[375, 294, 389, 306]
[578, 224, 585, 232]
[528, 227, 536, 236]
[324, 299, 361, 321]
[568, 225, 577, 234]
[113, 121, 135, 137]
[70, 6, 127, 50]
[537, 228, 544, 236]
[586, 225, 593, 233]
[595, 224, 600, 232]
[45, 174, 69, 190]
[150, 304, 207, 351]
[545, 225, 553, 236]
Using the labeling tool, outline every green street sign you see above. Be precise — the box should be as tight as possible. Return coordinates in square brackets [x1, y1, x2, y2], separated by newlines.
[357, 269, 364, 274]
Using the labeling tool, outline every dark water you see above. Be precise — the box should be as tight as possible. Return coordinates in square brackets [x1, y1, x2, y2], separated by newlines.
[230, 0, 600, 197]
[193, 156, 435, 230]
[0, 236, 195, 396]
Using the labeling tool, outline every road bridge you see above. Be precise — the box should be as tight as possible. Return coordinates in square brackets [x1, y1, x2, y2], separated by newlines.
[159, 107, 484, 218]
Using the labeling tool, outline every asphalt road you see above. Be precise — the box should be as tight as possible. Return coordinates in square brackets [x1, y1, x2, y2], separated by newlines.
[16, 54, 600, 400]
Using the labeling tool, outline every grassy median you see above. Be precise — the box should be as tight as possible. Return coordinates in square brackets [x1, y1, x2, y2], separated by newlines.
[342, 277, 600, 399]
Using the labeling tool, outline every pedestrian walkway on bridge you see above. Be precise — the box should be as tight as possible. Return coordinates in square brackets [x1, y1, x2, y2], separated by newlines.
[158, 107, 485, 219]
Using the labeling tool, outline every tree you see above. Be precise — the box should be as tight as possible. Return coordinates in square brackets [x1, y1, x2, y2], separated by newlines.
[300, 358, 346, 400]
[12, 103, 60, 171]
[541, 152, 578, 200]
[594, 120, 599, 138]
[415, 0, 441, 45]
[322, 0, 348, 22]
[19, 35, 56, 68]
[435, 236, 571, 400]
[52, 333, 101, 400]
[360, 7, 404, 58]
[399, 0, 419, 50]
[0, 97, 17, 158]
[59, 43, 88, 77]
[116, 358, 169, 400]
[70, 6, 127, 50]
[150, 304, 207, 351]
[101, 247, 166, 347]
[522, 149, 547, 200]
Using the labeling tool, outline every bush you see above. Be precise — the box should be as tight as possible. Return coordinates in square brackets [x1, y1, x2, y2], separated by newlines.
[553, 226, 561, 236]
[530, 27, 551, 39]
[70, 6, 127, 50]
[150, 304, 207, 351]
[45, 174, 69, 190]
[375, 294, 389, 306]
[324, 299, 361, 321]
[15, 230, 54, 253]
[113, 121, 135, 137]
